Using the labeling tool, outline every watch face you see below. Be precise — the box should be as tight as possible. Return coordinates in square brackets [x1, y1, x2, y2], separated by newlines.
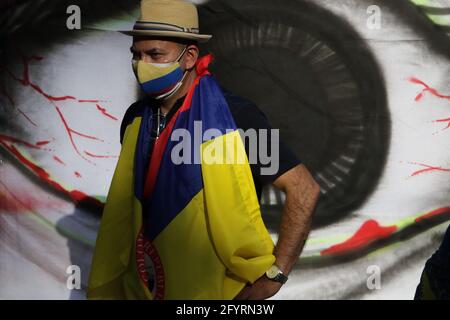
[266, 265, 279, 279]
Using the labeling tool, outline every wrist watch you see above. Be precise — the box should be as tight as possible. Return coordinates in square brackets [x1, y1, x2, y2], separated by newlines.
[265, 264, 288, 284]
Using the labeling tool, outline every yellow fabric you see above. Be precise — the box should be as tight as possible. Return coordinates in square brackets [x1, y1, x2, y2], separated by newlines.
[152, 131, 275, 299]
[88, 122, 275, 299]
[201, 131, 276, 284]
[134, 59, 180, 83]
[87, 117, 151, 300]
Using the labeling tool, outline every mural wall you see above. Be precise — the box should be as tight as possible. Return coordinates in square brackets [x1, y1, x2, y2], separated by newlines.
[0, 0, 449, 299]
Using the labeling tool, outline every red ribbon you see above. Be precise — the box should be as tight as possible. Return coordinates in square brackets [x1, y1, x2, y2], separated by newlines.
[195, 53, 213, 76]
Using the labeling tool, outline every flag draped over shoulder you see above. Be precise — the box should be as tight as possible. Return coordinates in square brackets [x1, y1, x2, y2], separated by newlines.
[87, 54, 276, 300]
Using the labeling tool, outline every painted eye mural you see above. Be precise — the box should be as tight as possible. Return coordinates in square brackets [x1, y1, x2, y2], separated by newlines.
[0, 0, 449, 299]
[200, 0, 390, 226]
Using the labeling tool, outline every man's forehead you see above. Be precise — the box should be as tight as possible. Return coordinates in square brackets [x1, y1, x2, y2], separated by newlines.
[132, 37, 181, 50]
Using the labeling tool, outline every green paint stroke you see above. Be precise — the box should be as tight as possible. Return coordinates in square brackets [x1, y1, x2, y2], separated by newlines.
[410, 0, 450, 31]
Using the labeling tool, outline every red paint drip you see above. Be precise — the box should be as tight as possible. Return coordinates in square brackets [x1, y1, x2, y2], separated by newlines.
[78, 99, 107, 103]
[1, 54, 108, 164]
[36, 140, 50, 146]
[54, 106, 100, 164]
[29, 82, 76, 101]
[55, 106, 103, 141]
[84, 151, 118, 159]
[410, 162, 450, 177]
[96, 104, 118, 121]
[53, 155, 65, 165]
[0, 141, 103, 208]
[0, 133, 41, 149]
[13, 55, 76, 102]
[321, 220, 397, 255]
[19, 56, 41, 85]
[409, 77, 450, 101]
[434, 117, 450, 131]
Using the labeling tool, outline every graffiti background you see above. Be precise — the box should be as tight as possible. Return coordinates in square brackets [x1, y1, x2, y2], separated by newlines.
[0, 0, 449, 299]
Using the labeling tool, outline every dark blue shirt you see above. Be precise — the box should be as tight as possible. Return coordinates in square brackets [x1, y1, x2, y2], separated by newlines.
[120, 90, 301, 200]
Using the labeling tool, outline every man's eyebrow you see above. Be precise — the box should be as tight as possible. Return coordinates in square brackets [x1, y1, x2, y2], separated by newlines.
[129, 46, 165, 54]
[145, 48, 164, 54]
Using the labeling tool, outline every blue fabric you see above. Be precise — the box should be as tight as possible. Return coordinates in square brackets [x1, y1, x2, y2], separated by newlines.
[141, 67, 183, 95]
[136, 75, 238, 241]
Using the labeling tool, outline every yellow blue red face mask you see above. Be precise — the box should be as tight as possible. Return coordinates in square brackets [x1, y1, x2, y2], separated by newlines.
[132, 46, 187, 100]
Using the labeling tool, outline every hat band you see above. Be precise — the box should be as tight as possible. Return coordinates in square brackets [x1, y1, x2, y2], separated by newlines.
[133, 21, 200, 34]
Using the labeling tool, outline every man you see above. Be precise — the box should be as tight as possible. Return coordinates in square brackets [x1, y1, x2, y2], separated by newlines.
[88, 0, 320, 300]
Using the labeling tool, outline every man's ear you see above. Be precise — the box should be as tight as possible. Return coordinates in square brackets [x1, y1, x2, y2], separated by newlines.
[184, 44, 199, 70]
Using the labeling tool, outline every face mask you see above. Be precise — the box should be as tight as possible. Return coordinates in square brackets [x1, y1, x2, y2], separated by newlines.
[132, 46, 188, 100]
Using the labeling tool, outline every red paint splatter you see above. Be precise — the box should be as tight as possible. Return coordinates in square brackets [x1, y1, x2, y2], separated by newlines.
[409, 77, 450, 102]
[0, 141, 103, 208]
[12, 55, 76, 102]
[84, 151, 119, 159]
[415, 206, 450, 223]
[0, 133, 41, 149]
[74, 171, 82, 178]
[53, 155, 65, 165]
[36, 140, 50, 146]
[78, 99, 107, 103]
[0, 134, 54, 153]
[409, 162, 450, 177]
[29, 82, 76, 101]
[321, 220, 397, 255]
[96, 104, 118, 121]
[434, 117, 450, 131]
[1, 53, 112, 164]
[55, 106, 102, 163]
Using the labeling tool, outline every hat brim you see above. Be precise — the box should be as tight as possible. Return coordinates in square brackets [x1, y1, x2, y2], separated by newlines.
[119, 29, 212, 43]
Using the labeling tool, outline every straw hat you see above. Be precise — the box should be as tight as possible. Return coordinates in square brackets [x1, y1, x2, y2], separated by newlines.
[120, 0, 212, 42]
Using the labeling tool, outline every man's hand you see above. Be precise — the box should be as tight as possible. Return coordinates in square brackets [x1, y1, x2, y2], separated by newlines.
[234, 276, 283, 300]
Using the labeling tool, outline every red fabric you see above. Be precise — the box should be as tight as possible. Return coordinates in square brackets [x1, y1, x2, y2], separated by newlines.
[195, 53, 213, 76]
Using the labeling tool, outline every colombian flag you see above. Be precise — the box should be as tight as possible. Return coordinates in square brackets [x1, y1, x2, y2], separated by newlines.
[87, 55, 276, 300]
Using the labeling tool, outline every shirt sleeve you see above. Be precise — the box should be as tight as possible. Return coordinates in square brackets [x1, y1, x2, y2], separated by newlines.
[120, 101, 145, 145]
[226, 93, 302, 186]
